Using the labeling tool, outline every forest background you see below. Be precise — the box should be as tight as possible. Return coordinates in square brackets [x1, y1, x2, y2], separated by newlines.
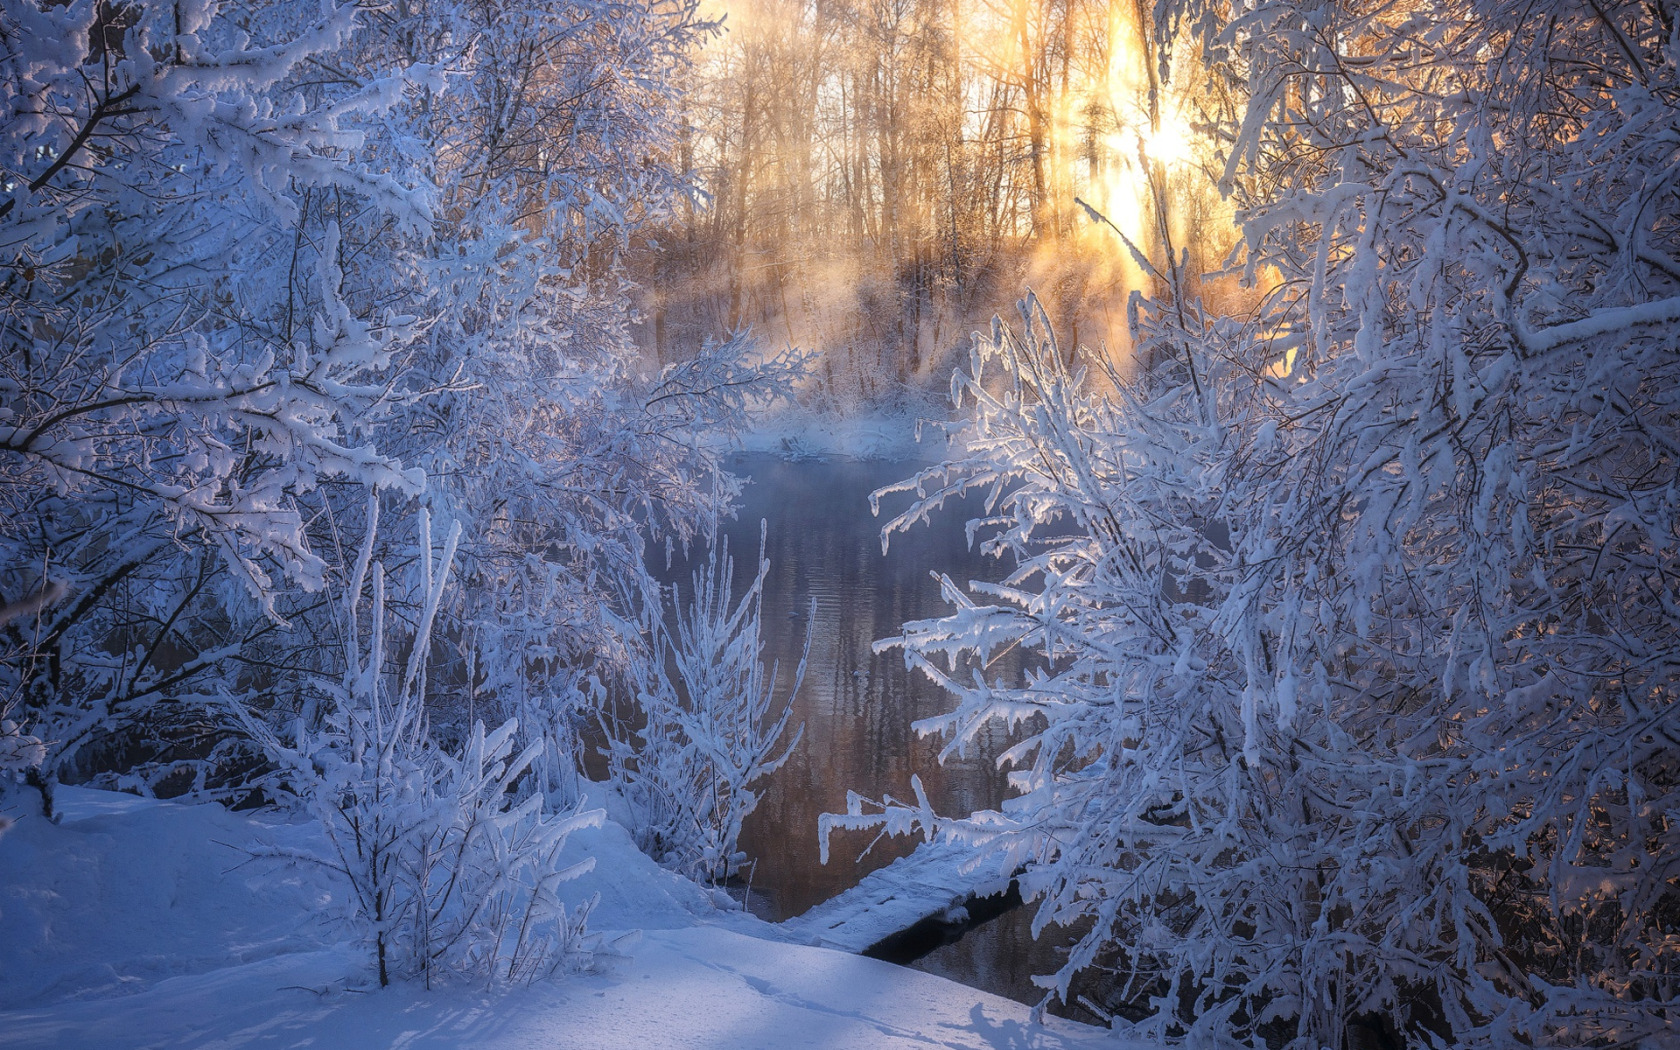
[631, 0, 1233, 398]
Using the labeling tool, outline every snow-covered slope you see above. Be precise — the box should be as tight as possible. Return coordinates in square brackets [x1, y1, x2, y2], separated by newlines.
[0, 788, 1130, 1050]
[0, 787, 337, 1007]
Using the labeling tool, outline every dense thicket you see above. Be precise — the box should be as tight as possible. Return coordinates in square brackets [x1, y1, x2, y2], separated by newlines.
[1, 0, 810, 985]
[849, 1, 1680, 1046]
[0, 0, 792, 809]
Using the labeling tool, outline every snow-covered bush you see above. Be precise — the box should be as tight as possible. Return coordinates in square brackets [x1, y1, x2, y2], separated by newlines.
[0, 0, 430, 795]
[851, 296, 1396, 1043]
[605, 529, 808, 885]
[0, 715, 45, 836]
[0, 0, 796, 806]
[843, 3, 1680, 1046]
[236, 506, 603, 988]
[277, 0, 805, 784]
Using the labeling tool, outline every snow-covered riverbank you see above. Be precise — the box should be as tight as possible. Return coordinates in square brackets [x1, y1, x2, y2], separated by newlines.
[0, 787, 1129, 1050]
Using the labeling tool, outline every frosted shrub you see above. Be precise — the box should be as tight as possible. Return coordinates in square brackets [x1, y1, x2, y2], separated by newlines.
[0, 715, 47, 836]
[841, 0, 1680, 1040]
[605, 529, 807, 885]
[237, 506, 602, 987]
[0, 0, 430, 797]
[847, 261, 1680, 1044]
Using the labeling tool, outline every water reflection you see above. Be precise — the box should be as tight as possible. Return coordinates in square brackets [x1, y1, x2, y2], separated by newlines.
[653, 454, 1022, 920]
[910, 909, 1090, 1019]
[648, 453, 1104, 1015]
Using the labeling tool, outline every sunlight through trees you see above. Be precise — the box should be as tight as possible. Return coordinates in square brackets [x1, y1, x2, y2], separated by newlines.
[634, 0, 1239, 395]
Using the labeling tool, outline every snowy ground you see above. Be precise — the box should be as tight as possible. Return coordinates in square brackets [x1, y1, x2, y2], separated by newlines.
[0, 788, 1131, 1049]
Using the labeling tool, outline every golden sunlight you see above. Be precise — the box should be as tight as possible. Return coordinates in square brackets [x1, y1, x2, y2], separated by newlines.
[1140, 118, 1195, 166]
[650, 0, 1237, 381]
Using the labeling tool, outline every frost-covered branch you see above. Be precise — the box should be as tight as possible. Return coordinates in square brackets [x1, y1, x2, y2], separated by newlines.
[604, 525, 807, 886]
[850, 4, 1680, 1043]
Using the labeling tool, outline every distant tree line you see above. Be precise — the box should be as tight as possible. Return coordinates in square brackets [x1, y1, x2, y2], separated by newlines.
[634, 0, 1238, 396]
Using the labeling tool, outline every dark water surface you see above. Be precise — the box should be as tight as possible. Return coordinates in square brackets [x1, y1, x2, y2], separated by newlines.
[656, 454, 1073, 1007]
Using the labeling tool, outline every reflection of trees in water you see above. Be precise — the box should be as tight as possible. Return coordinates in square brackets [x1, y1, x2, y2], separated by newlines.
[914, 909, 1088, 1017]
[661, 454, 1027, 919]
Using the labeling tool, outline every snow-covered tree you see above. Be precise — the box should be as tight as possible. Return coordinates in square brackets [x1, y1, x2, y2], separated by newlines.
[850, 3, 1680, 1047]
[605, 527, 808, 885]
[289, 0, 805, 786]
[0, 0, 798, 805]
[0, 0, 429, 799]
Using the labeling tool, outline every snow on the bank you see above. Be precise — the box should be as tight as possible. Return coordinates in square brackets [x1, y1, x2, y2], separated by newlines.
[780, 838, 1010, 955]
[2, 925, 1120, 1050]
[0, 787, 336, 1007]
[0, 788, 1130, 1050]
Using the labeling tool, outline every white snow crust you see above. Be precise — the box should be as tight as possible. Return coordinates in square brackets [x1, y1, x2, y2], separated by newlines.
[780, 839, 1010, 955]
[0, 787, 1130, 1050]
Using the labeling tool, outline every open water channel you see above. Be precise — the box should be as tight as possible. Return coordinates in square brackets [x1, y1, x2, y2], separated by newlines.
[655, 453, 1076, 1011]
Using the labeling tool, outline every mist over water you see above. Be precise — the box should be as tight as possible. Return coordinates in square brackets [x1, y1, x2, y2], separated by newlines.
[629, 0, 1245, 407]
